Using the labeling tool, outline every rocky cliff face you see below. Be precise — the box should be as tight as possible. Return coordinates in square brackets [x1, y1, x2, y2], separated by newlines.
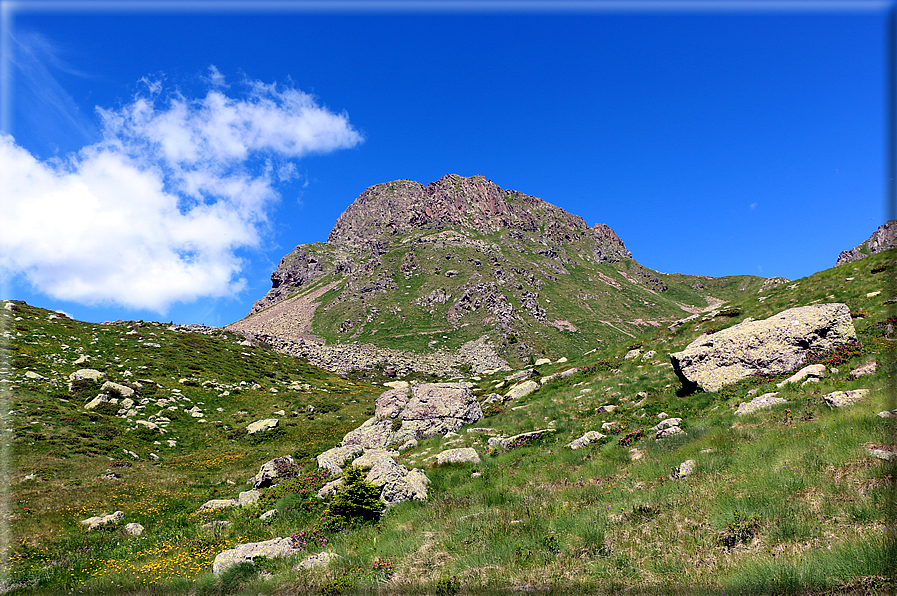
[230, 174, 765, 374]
[327, 175, 630, 258]
[836, 220, 897, 266]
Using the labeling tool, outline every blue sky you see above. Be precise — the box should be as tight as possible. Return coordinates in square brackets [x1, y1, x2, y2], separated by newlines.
[0, 1, 891, 326]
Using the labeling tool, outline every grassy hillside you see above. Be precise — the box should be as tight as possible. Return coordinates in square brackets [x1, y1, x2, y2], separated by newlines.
[2, 249, 894, 595]
[257, 227, 765, 367]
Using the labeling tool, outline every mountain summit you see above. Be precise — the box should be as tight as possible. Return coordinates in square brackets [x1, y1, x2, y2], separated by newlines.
[229, 175, 764, 375]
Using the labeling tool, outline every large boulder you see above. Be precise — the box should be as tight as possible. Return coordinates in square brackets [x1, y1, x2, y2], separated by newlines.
[68, 369, 107, 392]
[246, 419, 279, 435]
[670, 304, 858, 392]
[566, 431, 606, 450]
[340, 383, 483, 451]
[823, 389, 869, 408]
[101, 381, 134, 398]
[213, 537, 297, 574]
[316, 444, 364, 475]
[504, 380, 540, 400]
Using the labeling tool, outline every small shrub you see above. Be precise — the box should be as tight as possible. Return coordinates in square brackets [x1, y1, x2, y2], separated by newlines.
[290, 529, 329, 550]
[483, 403, 507, 417]
[434, 575, 461, 596]
[391, 417, 403, 432]
[542, 534, 561, 554]
[320, 574, 355, 596]
[803, 339, 864, 368]
[370, 557, 394, 581]
[133, 426, 159, 441]
[218, 561, 256, 592]
[617, 427, 644, 447]
[722, 510, 761, 549]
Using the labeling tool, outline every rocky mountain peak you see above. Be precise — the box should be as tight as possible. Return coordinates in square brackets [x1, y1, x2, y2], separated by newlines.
[326, 174, 630, 259]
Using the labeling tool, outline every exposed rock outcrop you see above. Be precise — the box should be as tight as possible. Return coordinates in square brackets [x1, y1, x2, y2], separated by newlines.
[735, 393, 788, 416]
[670, 304, 858, 392]
[213, 537, 297, 575]
[836, 220, 897, 266]
[249, 456, 298, 489]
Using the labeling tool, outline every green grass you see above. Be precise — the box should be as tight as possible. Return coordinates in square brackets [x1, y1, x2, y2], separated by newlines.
[4, 248, 896, 594]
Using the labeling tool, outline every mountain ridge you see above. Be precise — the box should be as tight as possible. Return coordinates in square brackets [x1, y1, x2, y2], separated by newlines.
[228, 174, 766, 374]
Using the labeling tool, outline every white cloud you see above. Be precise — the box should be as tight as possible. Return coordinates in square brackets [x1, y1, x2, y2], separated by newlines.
[0, 75, 362, 313]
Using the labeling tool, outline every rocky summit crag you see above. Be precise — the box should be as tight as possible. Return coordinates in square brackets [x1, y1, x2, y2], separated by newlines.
[835, 219, 897, 266]
[228, 174, 766, 374]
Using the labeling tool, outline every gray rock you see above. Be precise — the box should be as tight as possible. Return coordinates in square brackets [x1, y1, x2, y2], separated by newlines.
[434, 447, 481, 465]
[294, 551, 340, 571]
[594, 404, 617, 415]
[379, 468, 430, 506]
[867, 448, 896, 462]
[735, 393, 788, 416]
[213, 537, 297, 575]
[601, 421, 625, 433]
[776, 364, 826, 388]
[136, 420, 159, 431]
[81, 511, 123, 530]
[399, 383, 483, 428]
[670, 304, 858, 392]
[624, 349, 641, 360]
[344, 383, 484, 450]
[851, 361, 877, 377]
[823, 389, 869, 408]
[656, 426, 685, 439]
[246, 418, 279, 434]
[199, 498, 239, 511]
[651, 418, 682, 431]
[836, 220, 897, 266]
[101, 381, 135, 398]
[238, 490, 260, 507]
[260, 509, 277, 520]
[505, 380, 539, 400]
[316, 478, 344, 499]
[249, 455, 298, 489]
[84, 395, 110, 410]
[24, 371, 48, 381]
[640, 350, 657, 361]
[351, 449, 398, 469]
[534, 358, 551, 366]
[499, 428, 556, 450]
[364, 457, 408, 488]
[341, 418, 396, 450]
[364, 459, 430, 506]
[505, 369, 536, 382]
[566, 431, 606, 450]
[124, 523, 144, 536]
[672, 459, 696, 479]
[68, 369, 107, 391]
[540, 368, 579, 385]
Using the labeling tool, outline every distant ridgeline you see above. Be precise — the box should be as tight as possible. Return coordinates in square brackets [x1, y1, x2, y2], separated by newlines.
[228, 174, 767, 374]
[836, 220, 897, 267]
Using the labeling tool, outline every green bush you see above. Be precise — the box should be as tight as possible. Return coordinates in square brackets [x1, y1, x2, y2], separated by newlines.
[320, 574, 355, 596]
[434, 575, 461, 596]
[321, 466, 384, 526]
